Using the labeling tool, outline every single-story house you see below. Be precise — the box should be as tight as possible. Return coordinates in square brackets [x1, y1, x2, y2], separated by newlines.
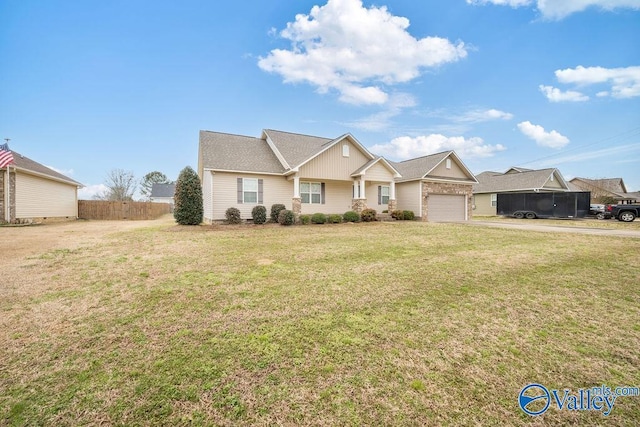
[198, 129, 478, 223]
[150, 183, 176, 206]
[1, 151, 83, 223]
[473, 167, 569, 216]
[569, 177, 638, 204]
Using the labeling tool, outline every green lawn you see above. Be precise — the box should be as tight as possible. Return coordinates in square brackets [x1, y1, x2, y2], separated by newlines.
[2, 221, 639, 426]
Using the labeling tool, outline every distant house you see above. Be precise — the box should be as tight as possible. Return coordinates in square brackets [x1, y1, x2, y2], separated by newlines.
[150, 183, 176, 207]
[569, 177, 638, 204]
[1, 151, 83, 223]
[198, 129, 478, 223]
[473, 167, 569, 216]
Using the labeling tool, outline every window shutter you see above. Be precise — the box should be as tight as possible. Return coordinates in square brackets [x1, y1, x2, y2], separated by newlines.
[321, 182, 325, 204]
[237, 178, 243, 204]
[258, 179, 263, 204]
[378, 186, 382, 205]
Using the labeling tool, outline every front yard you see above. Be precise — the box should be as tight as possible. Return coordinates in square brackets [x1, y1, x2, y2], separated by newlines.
[1, 219, 639, 425]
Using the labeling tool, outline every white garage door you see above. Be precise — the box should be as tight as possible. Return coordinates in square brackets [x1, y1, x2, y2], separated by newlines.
[428, 194, 466, 222]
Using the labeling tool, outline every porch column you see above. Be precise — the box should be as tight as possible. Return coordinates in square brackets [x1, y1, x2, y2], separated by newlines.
[351, 177, 367, 213]
[360, 177, 366, 199]
[388, 180, 397, 212]
[292, 174, 301, 215]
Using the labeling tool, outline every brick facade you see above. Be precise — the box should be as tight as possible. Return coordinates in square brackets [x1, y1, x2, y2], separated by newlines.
[351, 198, 367, 213]
[0, 170, 16, 223]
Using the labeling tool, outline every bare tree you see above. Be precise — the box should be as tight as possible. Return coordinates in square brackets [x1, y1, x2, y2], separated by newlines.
[95, 169, 138, 201]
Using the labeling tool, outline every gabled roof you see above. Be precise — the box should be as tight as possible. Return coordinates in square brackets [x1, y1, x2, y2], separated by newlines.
[151, 183, 175, 198]
[6, 151, 83, 186]
[390, 151, 477, 183]
[199, 130, 285, 174]
[351, 156, 401, 178]
[474, 167, 568, 193]
[570, 177, 628, 195]
[262, 129, 334, 170]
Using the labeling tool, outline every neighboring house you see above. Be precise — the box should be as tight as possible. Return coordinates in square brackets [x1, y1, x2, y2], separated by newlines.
[569, 177, 638, 204]
[473, 167, 569, 216]
[198, 129, 478, 223]
[150, 183, 176, 207]
[1, 151, 83, 223]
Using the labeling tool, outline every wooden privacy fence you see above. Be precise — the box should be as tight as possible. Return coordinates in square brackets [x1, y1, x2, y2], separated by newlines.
[78, 201, 171, 220]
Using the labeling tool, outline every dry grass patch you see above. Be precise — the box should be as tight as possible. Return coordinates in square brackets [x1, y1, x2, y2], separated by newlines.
[1, 220, 639, 425]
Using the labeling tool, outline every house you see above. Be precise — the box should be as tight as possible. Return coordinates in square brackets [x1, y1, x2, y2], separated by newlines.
[569, 177, 638, 204]
[198, 129, 478, 223]
[473, 167, 569, 216]
[1, 151, 83, 223]
[150, 183, 176, 207]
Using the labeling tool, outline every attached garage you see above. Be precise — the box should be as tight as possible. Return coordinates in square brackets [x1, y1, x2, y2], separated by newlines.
[428, 194, 467, 222]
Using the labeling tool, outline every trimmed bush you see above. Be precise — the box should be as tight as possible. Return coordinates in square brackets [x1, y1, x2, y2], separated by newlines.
[251, 205, 267, 224]
[343, 210, 360, 222]
[382, 210, 388, 214]
[278, 209, 295, 226]
[270, 204, 286, 223]
[327, 214, 342, 224]
[299, 214, 311, 225]
[225, 207, 242, 224]
[391, 209, 404, 220]
[173, 166, 203, 225]
[360, 208, 377, 222]
[403, 210, 415, 221]
[311, 213, 327, 224]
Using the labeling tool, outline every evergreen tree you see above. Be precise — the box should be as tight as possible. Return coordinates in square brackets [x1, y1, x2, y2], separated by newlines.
[173, 166, 203, 225]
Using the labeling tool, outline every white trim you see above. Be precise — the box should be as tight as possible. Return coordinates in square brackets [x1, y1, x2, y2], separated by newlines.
[351, 156, 402, 178]
[293, 175, 300, 198]
[204, 168, 283, 176]
[10, 166, 82, 188]
[474, 187, 571, 194]
[300, 181, 322, 204]
[420, 151, 478, 184]
[262, 131, 291, 170]
[293, 133, 375, 170]
[242, 177, 259, 204]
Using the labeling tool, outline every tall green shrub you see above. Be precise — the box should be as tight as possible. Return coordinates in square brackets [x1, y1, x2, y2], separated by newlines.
[343, 211, 360, 222]
[173, 166, 203, 225]
[251, 205, 267, 224]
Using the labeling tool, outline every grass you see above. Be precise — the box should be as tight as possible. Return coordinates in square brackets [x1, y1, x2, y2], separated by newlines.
[1, 220, 640, 426]
[473, 215, 640, 230]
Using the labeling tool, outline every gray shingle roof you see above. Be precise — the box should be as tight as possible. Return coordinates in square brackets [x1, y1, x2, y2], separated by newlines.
[390, 151, 451, 181]
[151, 183, 175, 198]
[199, 130, 286, 174]
[10, 151, 83, 186]
[473, 168, 564, 193]
[263, 129, 334, 169]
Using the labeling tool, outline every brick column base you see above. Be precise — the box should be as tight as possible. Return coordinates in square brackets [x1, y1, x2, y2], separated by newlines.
[351, 198, 367, 213]
[388, 199, 397, 212]
[292, 197, 302, 216]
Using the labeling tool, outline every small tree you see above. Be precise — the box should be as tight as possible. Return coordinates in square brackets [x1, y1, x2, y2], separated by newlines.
[140, 171, 172, 201]
[174, 166, 203, 225]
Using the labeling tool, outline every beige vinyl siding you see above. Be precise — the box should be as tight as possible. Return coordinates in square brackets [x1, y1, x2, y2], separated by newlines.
[365, 182, 391, 212]
[543, 174, 564, 189]
[298, 140, 370, 180]
[15, 172, 78, 218]
[430, 156, 471, 179]
[300, 180, 353, 215]
[473, 193, 497, 216]
[203, 171, 214, 221]
[211, 172, 292, 220]
[395, 181, 421, 216]
[363, 162, 395, 182]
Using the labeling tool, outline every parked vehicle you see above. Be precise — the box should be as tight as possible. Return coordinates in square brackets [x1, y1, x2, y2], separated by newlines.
[589, 204, 612, 219]
[497, 191, 590, 219]
[610, 204, 640, 222]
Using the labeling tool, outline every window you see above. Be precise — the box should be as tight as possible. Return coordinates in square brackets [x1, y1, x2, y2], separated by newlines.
[379, 185, 390, 204]
[300, 182, 322, 204]
[491, 193, 497, 207]
[446, 158, 452, 169]
[237, 178, 263, 204]
[342, 144, 350, 157]
[243, 178, 258, 203]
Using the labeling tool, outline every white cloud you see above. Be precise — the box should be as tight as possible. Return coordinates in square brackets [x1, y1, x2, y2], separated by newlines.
[456, 108, 514, 122]
[555, 65, 640, 99]
[539, 85, 589, 102]
[467, 0, 640, 19]
[370, 134, 506, 160]
[258, 0, 467, 105]
[517, 121, 570, 149]
[78, 184, 108, 200]
[45, 165, 74, 176]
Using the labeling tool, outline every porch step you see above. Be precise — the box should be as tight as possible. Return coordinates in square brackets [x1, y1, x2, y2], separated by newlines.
[377, 213, 396, 222]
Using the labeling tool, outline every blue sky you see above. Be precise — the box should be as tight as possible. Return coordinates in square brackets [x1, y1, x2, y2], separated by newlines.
[1, 0, 639, 198]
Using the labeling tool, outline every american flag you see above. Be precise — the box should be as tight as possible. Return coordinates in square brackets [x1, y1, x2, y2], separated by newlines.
[0, 143, 14, 168]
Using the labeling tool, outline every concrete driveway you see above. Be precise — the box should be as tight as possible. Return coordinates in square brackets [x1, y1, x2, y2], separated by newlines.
[467, 220, 640, 238]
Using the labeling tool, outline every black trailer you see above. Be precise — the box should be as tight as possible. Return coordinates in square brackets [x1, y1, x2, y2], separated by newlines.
[497, 191, 591, 219]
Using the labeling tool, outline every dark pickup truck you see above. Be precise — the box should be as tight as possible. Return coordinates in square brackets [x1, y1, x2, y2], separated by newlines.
[611, 205, 640, 222]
